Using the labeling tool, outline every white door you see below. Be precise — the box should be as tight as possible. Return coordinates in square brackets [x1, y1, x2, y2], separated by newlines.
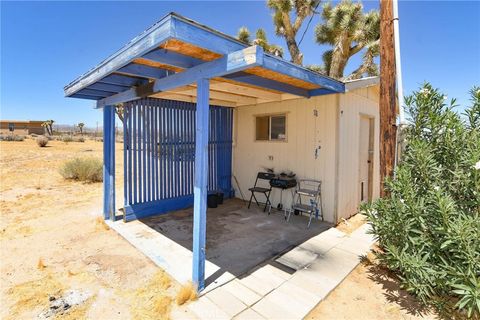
[358, 116, 373, 203]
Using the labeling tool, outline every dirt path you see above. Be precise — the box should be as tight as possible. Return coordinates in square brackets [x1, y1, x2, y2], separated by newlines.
[0, 139, 179, 319]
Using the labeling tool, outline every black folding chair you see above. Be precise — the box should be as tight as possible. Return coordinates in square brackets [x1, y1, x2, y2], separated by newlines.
[248, 172, 276, 212]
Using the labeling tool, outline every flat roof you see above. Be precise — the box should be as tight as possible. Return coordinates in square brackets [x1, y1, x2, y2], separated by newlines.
[64, 12, 345, 108]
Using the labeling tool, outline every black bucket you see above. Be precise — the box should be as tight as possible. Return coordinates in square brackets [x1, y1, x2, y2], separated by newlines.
[207, 194, 218, 208]
[216, 191, 224, 205]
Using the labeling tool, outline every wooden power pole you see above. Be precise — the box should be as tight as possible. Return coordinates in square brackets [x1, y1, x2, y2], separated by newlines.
[379, 0, 397, 197]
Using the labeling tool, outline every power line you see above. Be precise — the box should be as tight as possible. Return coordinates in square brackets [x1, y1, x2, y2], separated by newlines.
[298, 0, 322, 48]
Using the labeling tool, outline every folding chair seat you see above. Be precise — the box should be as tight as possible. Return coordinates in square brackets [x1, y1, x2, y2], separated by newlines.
[248, 172, 275, 212]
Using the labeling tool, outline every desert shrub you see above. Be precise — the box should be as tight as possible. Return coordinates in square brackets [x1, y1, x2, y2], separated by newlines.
[36, 136, 49, 147]
[74, 136, 85, 143]
[0, 134, 24, 141]
[59, 135, 73, 143]
[60, 157, 103, 183]
[365, 84, 480, 317]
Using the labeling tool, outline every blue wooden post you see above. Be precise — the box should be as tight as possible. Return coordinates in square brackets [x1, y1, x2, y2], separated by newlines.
[103, 105, 116, 220]
[192, 78, 209, 291]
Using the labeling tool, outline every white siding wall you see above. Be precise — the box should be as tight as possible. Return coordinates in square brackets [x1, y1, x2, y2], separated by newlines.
[336, 86, 380, 221]
[232, 94, 339, 222]
[232, 85, 379, 224]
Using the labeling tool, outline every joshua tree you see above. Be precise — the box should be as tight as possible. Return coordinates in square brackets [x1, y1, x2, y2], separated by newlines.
[236, 27, 283, 57]
[41, 122, 50, 135]
[115, 104, 125, 124]
[77, 123, 85, 135]
[47, 120, 54, 135]
[267, 0, 321, 65]
[42, 120, 54, 135]
[313, 0, 380, 80]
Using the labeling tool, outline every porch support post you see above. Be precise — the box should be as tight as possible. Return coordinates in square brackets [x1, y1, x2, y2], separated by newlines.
[103, 105, 116, 220]
[192, 78, 209, 291]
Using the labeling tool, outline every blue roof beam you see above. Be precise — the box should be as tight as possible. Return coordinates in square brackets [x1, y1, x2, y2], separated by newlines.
[88, 82, 130, 93]
[222, 72, 310, 97]
[78, 88, 116, 97]
[116, 63, 171, 79]
[71, 94, 102, 100]
[97, 45, 264, 108]
[142, 48, 204, 69]
[309, 88, 339, 96]
[262, 54, 345, 93]
[98, 74, 149, 87]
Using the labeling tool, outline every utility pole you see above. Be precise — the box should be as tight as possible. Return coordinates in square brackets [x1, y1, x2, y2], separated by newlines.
[380, 0, 397, 197]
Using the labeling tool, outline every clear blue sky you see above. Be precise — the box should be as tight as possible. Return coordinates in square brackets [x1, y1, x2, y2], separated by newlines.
[1, 1, 479, 127]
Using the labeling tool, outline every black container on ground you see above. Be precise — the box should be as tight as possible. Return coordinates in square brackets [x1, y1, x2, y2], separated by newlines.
[207, 194, 218, 208]
[216, 191, 224, 204]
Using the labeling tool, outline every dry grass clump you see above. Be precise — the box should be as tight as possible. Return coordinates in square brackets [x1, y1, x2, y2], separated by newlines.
[36, 136, 49, 147]
[95, 216, 110, 231]
[37, 258, 46, 270]
[59, 135, 73, 143]
[59, 157, 103, 183]
[7, 273, 64, 319]
[131, 270, 173, 320]
[0, 134, 25, 141]
[175, 281, 197, 305]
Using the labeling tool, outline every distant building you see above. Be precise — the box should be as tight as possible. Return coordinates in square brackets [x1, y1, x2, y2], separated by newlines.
[0, 120, 45, 135]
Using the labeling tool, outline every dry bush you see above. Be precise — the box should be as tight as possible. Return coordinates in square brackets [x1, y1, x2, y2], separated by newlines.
[175, 282, 197, 305]
[0, 134, 25, 141]
[59, 135, 73, 143]
[37, 258, 46, 270]
[94, 216, 110, 231]
[74, 136, 85, 143]
[36, 136, 49, 147]
[132, 271, 173, 319]
[59, 158, 103, 183]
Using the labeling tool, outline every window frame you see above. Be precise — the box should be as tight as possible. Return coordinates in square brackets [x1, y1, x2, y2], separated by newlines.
[254, 113, 287, 142]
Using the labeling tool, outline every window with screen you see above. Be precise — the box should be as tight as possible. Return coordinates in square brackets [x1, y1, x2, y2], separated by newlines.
[255, 114, 286, 141]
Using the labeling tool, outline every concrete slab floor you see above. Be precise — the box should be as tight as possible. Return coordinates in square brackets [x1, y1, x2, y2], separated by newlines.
[141, 198, 331, 282]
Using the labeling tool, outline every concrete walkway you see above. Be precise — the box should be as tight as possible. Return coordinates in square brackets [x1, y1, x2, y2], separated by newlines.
[172, 223, 375, 320]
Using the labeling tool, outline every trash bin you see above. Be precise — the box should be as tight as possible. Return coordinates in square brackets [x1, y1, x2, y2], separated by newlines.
[207, 194, 218, 208]
[216, 191, 224, 205]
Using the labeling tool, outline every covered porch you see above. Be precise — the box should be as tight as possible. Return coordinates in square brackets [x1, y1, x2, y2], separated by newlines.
[64, 12, 344, 291]
[107, 198, 331, 293]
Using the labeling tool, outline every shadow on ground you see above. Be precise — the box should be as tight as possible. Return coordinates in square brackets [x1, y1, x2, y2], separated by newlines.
[141, 198, 331, 284]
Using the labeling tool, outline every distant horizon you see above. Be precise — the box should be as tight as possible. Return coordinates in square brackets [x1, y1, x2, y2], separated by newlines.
[1, 1, 479, 127]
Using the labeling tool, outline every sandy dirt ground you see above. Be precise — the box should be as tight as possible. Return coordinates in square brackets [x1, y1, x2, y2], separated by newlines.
[1, 138, 436, 319]
[0, 138, 182, 320]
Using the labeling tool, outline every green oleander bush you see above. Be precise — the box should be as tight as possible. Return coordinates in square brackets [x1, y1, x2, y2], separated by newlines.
[365, 84, 480, 318]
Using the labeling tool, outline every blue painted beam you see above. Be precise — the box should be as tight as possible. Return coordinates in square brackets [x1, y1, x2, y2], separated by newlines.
[64, 15, 173, 97]
[89, 82, 130, 93]
[143, 48, 204, 69]
[99, 74, 149, 87]
[192, 78, 209, 291]
[103, 105, 116, 220]
[172, 14, 246, 55]
[222, 72, 310, 97]
[97, 46, 263, 108]
[309, 88, 339, 96]
[262, 54, 345, 93]
[123, 195, 194, 222]
[117, 63, 170, 79]
[71, 94, 101, 100]
[78, 88, 116, 97]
